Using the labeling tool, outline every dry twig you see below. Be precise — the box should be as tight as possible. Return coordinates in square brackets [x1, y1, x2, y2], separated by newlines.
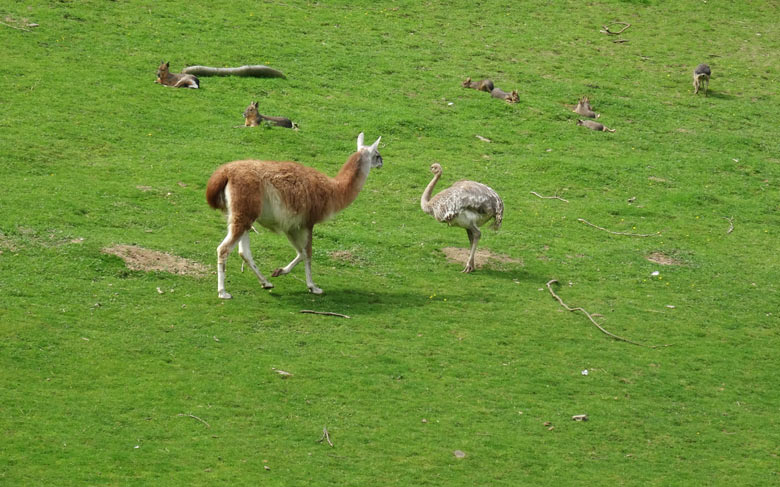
[177, 413, 211, 428]
[723, 217, 734, 234]
[300, 310, 351, 319]
[600, 22, 631, 35]
[1, 20, 32, 32]
[546, 280, 669, 348]
[318, 427, 334, 447]
[578, 218, 660, 237]
[530, 191, 569, 203]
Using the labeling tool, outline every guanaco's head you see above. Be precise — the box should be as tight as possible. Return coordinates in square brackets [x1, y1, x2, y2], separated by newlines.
[461, 77, 472, 87]
[429, 163, 443, 177]
[356, 132, 383, 169]
[155, 61, 170, 83]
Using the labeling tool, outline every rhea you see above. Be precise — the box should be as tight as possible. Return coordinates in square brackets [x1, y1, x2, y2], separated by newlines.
[206, 133, 383, 298]
[420, 163, 504, 273]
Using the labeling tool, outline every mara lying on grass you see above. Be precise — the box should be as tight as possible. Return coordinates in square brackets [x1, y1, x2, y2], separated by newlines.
[577, 119, 615, 132]
[490, 87, 519, 104]
[155, 61, 199, 89]
[206, 133, 383, 298]
[462, 77, 494, 92]
[243, 101, 296, 128]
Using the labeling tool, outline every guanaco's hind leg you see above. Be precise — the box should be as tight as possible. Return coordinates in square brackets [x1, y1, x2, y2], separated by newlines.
[238, 232, 273, 290]
[217, 219, 259, 299]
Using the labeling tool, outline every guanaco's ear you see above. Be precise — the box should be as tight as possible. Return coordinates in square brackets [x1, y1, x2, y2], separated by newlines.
[357, 132, 365, 151]
[370, 136, 381, 151]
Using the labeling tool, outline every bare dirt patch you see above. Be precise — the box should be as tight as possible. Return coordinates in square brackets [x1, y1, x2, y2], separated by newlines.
[103, 245, 208, 277]
[329, 250, 357, 263]
[441, 247, 523, 269]
[646, 252, 683, 266]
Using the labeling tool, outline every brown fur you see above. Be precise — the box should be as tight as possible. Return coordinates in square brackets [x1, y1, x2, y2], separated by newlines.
[155, 61, 200, 88]
[462, 77, 495, 93]
[573, 96, 599, 118]
[206, 153, 365, 227]
[490, 87, 519, 104]
[576, 119, 615, 132]
[243, 101, 295, 128]
[206, 133, 382, 297]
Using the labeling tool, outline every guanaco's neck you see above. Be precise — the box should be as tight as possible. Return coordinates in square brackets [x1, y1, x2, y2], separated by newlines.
[332, 151, 369, 211]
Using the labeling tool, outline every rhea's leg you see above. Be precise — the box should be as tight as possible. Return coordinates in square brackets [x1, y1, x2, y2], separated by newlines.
[463, 226, 481, 273]
[238, 232, 273, 289]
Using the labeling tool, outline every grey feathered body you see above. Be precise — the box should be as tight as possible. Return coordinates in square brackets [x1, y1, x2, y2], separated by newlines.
[425, 180, 504, 230]
[694, 63, 711, 77]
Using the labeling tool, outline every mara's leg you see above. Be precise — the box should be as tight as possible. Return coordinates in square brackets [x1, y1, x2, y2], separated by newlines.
[463, 226, 481, 273]
[693, 76, 699, 94]
[238, 232, 273, 290]
[704, 76, 709, 96]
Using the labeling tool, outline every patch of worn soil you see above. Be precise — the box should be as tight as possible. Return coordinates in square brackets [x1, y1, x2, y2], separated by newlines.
[441, 247, 523, 269]
[103, 245, 208, 277]
[646, 252, 683, 266]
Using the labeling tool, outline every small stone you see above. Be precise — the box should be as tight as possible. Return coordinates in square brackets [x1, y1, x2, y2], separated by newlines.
[453, 450, 466, 458]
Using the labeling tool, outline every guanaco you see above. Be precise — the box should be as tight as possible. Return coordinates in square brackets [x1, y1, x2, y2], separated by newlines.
[155, 62, 199, 89]
[693, 63, 711, 95]
[573, 96, 599, 118]
[243, 101, 296, 128]
[206, 133, 383, 297]
[577, 119, 615, 132]
[490, 87, 519, 104]
[462, 77, 495, 93]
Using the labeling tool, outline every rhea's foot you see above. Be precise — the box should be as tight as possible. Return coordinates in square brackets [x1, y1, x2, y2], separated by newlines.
[262, 282, 274, 289]
[308, 285, 323, 295]
[271, 268, 284, 277]
[462, 264, 475, 273]
[218, 290, 233, 300]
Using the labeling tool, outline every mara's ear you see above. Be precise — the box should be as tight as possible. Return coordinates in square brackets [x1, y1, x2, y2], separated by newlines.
[164, 62, 169, 68]
[252, 101, 258, 107]
[370, 136, 381, 151]
[357, 132, 365, 151]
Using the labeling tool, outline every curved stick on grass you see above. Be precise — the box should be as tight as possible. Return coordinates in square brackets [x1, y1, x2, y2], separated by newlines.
[300, 310, 351, 319]
[530, 191, 569, 203]
[600, 22, 631, 35]
[318, 427, 334, 447]
[546, 280, 668, 348]
[578, 218, 660, 237]
[723, 217, 734, 234]
[177, 413, 211, 428]
[181, 65, 286, 78]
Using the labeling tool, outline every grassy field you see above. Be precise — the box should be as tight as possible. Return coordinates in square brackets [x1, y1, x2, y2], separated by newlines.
[1, 0, 779, 485]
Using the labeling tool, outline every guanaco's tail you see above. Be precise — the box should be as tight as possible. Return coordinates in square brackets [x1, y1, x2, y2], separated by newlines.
[206, 166, 229, 211]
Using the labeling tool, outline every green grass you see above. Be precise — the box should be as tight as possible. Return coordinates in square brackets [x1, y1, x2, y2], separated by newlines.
[1, 0, 779, 485]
